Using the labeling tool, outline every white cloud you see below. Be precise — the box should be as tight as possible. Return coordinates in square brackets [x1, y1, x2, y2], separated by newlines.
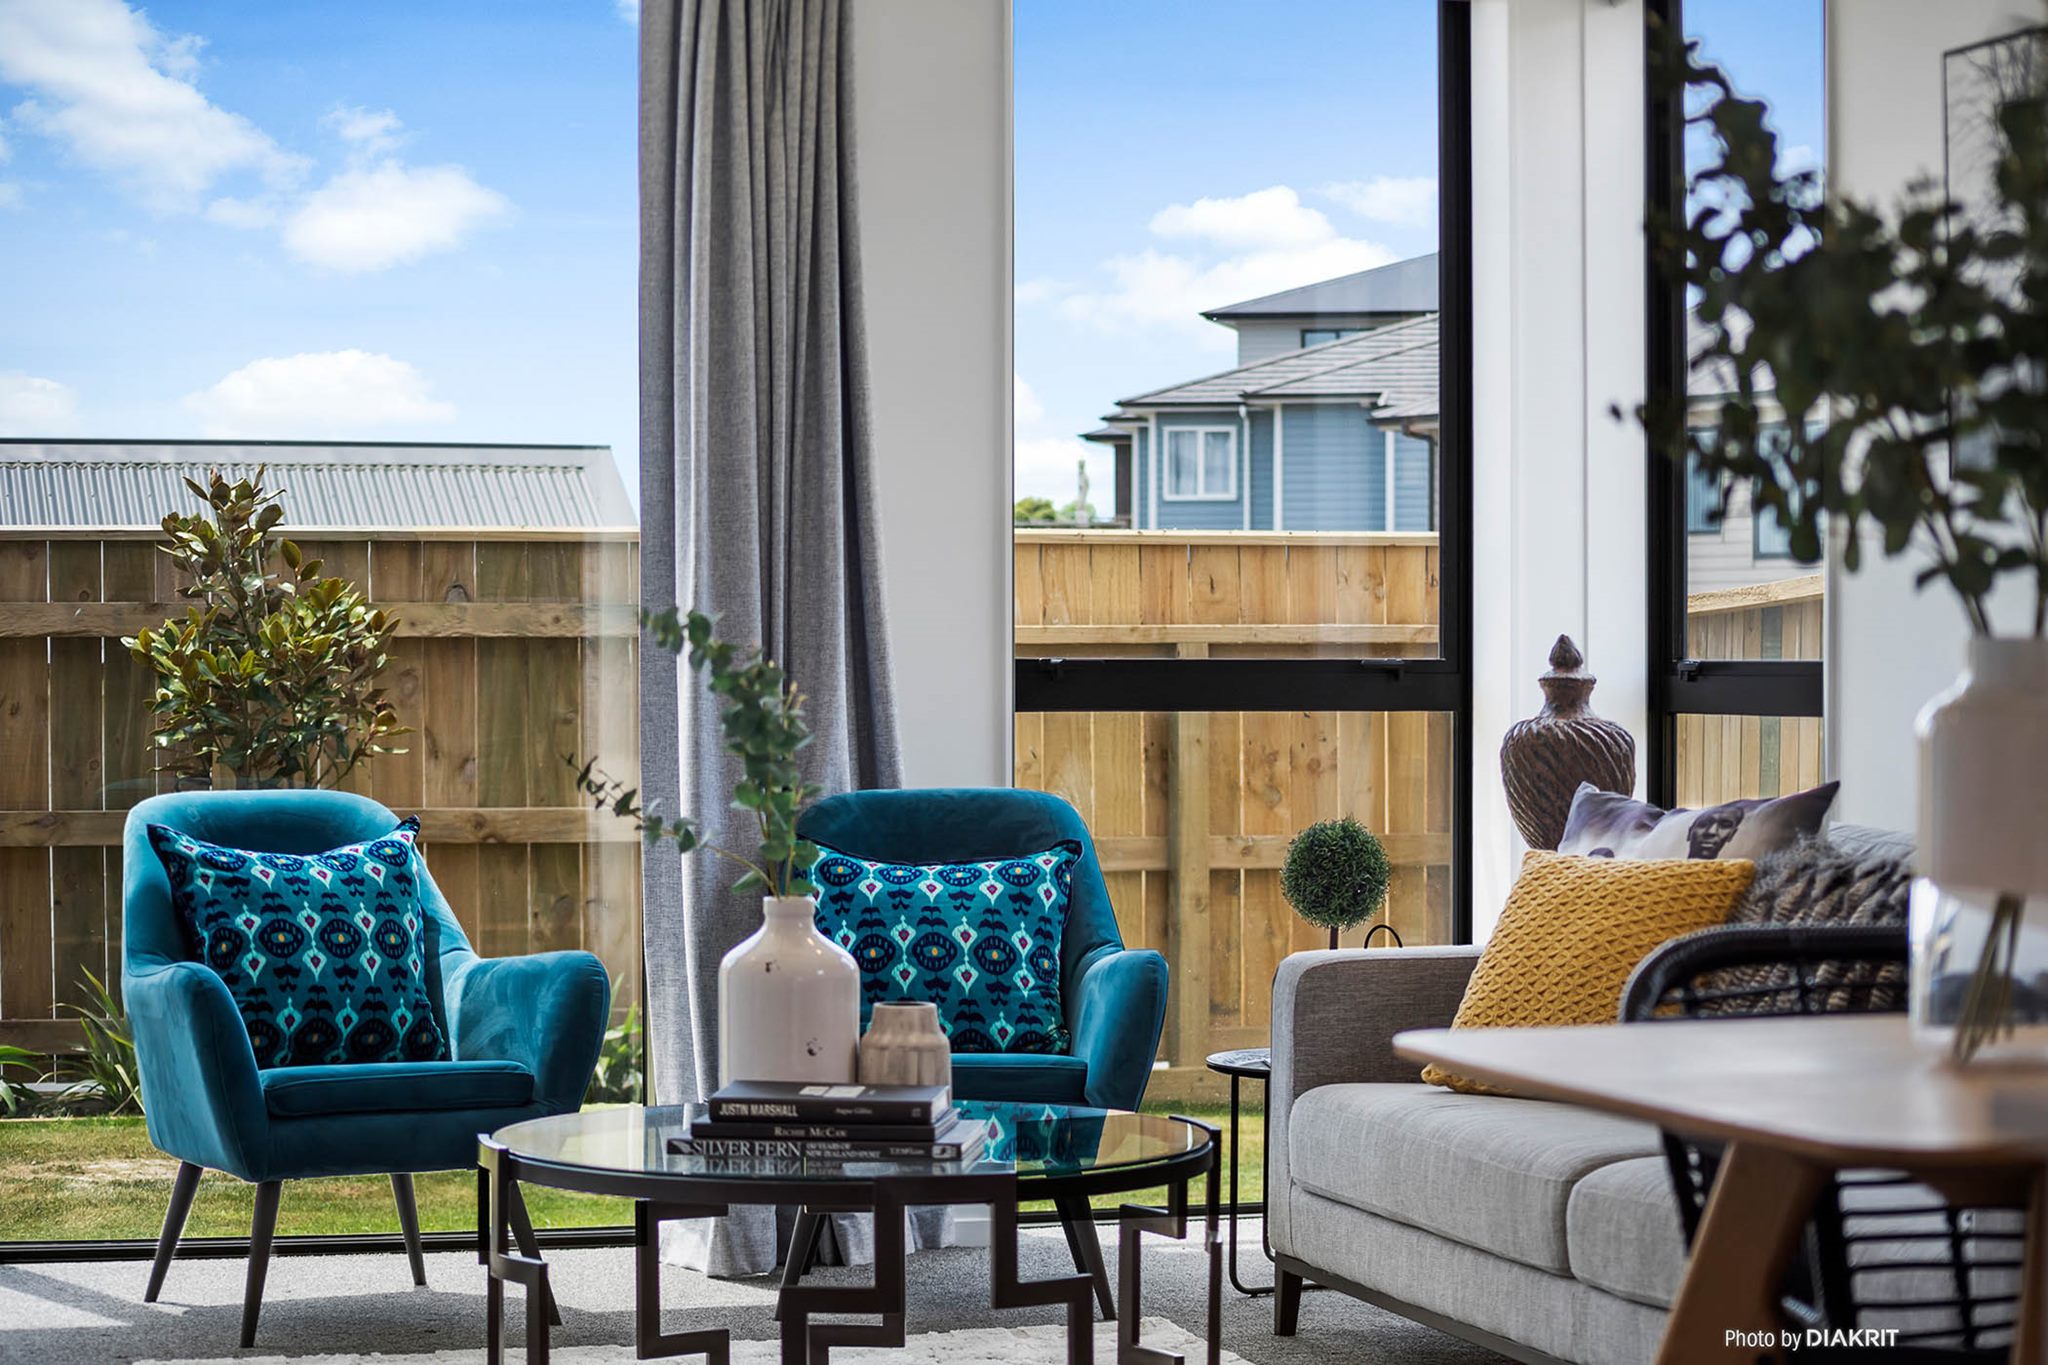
[182, 350, 455, 438]
[0, 181, 19, 210]
[323, 104, 405, 156]
[0, 373, 78, 434]
[1015, 435, 1104, 506]
[1150, 185, 1337, 251]
[1014, 374, 1044, 426]
[1321, 175, 1437, 227]
[284, 161, 507, 272]
[1048, 185, 1396, 348]
[616, 0, 641, 21]
[0, 0, 304, 213]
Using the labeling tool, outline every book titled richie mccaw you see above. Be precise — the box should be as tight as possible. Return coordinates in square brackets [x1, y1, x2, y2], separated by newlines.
[706, 1080, 951, 1125]
[668, 1117, 989, 1163]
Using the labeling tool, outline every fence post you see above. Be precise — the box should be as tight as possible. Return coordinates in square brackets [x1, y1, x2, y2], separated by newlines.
[1165, 643, 1210, 1069]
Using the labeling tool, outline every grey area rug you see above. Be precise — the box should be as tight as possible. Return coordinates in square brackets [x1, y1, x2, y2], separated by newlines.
[161, 1318, 1232, 1364]
[0, 1221, 1506, 1365]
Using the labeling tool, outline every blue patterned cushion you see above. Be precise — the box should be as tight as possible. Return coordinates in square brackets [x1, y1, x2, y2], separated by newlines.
[146, 817, 448, 1069]
[810, 840, 1080, 1055]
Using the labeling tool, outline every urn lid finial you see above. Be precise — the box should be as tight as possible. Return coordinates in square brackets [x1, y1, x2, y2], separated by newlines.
[1538, 634, 1597, 713]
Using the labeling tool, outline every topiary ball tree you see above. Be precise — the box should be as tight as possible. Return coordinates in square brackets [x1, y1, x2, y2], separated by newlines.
[1281, 817, 1392, 950]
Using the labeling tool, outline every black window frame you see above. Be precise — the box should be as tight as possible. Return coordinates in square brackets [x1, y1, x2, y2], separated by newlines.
[1642, 0, 1826, 808]
[1015, 1, 1476, 944]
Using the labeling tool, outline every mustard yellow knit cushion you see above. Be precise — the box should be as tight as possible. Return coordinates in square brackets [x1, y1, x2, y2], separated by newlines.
[1420, 851, 1755, 1094]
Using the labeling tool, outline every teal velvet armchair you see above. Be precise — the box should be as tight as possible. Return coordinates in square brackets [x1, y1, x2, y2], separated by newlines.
[796, 787, 1168, 1111]
[123, 790, 609, 1347]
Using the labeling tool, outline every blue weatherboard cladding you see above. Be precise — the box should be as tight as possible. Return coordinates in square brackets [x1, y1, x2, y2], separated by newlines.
[1249, 409, 1276, 528]
[1391, 430, 1433, 531]
[146, 817, 448, 1068]
[810, 840, 1081, 1054]
[1281, 403, 1381, 530]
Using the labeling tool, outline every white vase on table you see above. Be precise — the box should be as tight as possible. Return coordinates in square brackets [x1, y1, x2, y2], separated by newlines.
[1910, 637, 2048, 1063]
[717, 896, 860, 1086]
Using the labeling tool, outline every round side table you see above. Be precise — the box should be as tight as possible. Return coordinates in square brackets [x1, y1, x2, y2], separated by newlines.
[1206, 1045, 1286, 1298]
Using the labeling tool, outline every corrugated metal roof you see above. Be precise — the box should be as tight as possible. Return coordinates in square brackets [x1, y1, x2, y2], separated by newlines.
[1119, 315, 1438, 407]
[0, 441, 635, 529]
[1202, 252, 1440, 319]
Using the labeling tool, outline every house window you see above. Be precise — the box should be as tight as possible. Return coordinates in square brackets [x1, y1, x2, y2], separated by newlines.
[1684, 452, 1722, 533]
[1302, 327, 1363, 347]
[1753, 487, 1797, 559]
[1163, 427, 1237, 500]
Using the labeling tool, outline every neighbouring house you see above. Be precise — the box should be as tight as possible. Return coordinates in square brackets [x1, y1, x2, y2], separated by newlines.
[1084, 253, 1804, 592]
[1087, 254, 1442, 534]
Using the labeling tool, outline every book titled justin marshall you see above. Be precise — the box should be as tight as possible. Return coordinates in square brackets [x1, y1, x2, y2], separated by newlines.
[668, 1116, 989, 1163]
[706, 1080, 951, 1125]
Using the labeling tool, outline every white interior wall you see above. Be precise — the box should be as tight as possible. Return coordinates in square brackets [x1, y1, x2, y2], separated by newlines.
[851, 0, 1013, 789]
[1469, 0, 1648, 936]
[1826, 0, 2048, 833]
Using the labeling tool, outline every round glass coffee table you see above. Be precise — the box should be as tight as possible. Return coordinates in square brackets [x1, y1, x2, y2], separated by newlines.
[477, 1101, 1220, 1365]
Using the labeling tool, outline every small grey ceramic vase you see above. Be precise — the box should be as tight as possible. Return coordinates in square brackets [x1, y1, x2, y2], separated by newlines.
[857, 1002, 953, 1089]
[1499, 634, 1636, 850]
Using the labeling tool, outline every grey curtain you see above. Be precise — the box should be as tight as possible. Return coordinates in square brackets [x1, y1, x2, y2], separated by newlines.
[639, 0, 903, 1275]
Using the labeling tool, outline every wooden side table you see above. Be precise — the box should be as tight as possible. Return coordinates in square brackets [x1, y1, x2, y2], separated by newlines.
[1395, 1015, 2048, 1365]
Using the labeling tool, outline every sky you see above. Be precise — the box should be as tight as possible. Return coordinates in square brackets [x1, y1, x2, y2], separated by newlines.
[0, 0, 1821, 514]
[0, 0, 638, 485]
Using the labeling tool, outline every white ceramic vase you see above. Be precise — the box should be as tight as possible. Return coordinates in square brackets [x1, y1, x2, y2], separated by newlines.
[717, 896, 860, 1087]
[857, 1001, 953, 1089]
[1910, 637, 2048, 1061]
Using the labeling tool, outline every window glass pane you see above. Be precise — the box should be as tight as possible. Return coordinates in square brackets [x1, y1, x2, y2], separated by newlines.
[1674, 714, 1827, 806]
[1202, 430, 1234, 493]
[1166, 430, 1200, 497]
[1682, 1, 1826, 660]
[1014, 0, 1441, 657]
[0, 3, 638, 1242]
[1014, 709, 1454, 1067]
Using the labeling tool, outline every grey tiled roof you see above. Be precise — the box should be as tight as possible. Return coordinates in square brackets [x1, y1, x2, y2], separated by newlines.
[0, 441, 635, 529]
[1118, 315, 1439, 416]
[1202, 252, 1440, 319]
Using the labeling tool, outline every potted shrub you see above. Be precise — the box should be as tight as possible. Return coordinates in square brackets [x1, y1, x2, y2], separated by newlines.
[125, 470, 405, 789]
[1281, 817, 1395, 950]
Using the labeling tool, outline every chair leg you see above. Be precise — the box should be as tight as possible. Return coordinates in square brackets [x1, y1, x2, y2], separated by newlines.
[1054, 1194, 1117, 1321]
[240, 1181, 282, 1349]
[505, 1181, 563, 1328]
[1274, 1266, 1303, 1336]
[144, 1162, 203, 1303]
[392, 1173, 427, 1287]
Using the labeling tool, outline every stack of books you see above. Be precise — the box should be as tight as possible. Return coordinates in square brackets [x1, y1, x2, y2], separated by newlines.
[668, 1081, 988, 1162]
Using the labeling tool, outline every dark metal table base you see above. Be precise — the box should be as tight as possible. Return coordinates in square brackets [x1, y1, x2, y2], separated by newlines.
[478, 1121, 1220, 1365]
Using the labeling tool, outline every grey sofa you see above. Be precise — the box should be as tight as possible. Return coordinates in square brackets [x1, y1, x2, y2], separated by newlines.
[1265, 826, 1918, 1365]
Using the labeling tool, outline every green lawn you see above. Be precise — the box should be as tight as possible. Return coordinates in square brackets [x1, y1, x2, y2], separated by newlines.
[0, 1100, 1264, 1243]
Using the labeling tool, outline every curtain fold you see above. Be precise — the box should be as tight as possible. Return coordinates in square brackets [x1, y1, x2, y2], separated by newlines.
[639, 0, 905, 1277]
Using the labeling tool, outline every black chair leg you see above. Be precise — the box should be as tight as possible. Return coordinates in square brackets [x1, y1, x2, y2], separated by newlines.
[144, 1162, 203, 1303]
[392, 1173, 427, 1286]
[1054, 1194, 1116, 1321]
[240, 1181, 281, 1348]
[505, 1181, 563, 1327]
[1274, 1266, 1303, 1336]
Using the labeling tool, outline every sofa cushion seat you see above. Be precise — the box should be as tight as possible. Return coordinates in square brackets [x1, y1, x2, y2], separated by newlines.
[1289, 1082, 1663, 1274]
[260, 1059, 534, 1118]
[1566, 1155, 1689, 1307]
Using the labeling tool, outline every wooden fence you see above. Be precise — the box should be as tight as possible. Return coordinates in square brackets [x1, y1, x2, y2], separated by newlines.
[1011, 530, 1450, 1067]
[0, 530, 641, 1052]
[1676, 573, 1825, 808]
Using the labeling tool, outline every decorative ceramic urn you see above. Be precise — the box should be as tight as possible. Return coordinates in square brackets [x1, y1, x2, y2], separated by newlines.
[1499, 635, 1636, 851]
[717, 896, 860, 1086]
[857, 1001, 953, 1089]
